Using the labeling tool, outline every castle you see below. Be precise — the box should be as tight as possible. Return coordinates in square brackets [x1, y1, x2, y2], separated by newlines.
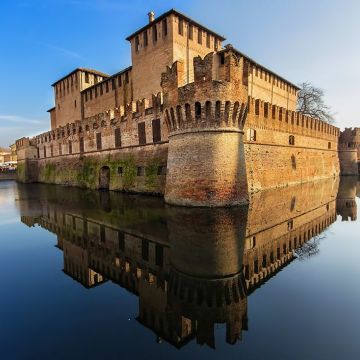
[15, 9, 358, 207]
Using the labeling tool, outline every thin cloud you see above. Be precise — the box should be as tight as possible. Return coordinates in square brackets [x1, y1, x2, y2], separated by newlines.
[0, 115, 44, 125]
[40, 42, 84, 60]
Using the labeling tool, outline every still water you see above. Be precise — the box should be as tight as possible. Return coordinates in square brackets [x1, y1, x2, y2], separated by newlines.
[0, 177, 359, 360]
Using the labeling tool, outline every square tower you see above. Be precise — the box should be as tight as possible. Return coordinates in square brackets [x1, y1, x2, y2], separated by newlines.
[127, 9, 226, 101]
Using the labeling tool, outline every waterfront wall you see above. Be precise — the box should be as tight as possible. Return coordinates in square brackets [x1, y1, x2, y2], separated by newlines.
[16, 50, 341, 205]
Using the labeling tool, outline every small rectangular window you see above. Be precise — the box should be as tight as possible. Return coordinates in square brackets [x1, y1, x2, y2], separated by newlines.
[143, 31, 148, 47]
[135, 35, 140, 52]
[152, 119, 161, 143]
[206, 33, 210, 48]
[137, 166, 145, 176]
[152, 25, 157, 43]
[125, 72, 129, 84]
[142, 239, 149, 261]
[79, 138, 84, 153]
[114, 128, 121, 148]
[118, 167, 123, 176]
[155, 245, 163, 267]
[198, 29, 202, 44]
[138, 122, 146, 145]
[118, 76, 122, 87]
[178, 18, 183, 35]
[162, 19, 167, 36]
[188, 24, 193, 40]
[96, 132, 102, 150]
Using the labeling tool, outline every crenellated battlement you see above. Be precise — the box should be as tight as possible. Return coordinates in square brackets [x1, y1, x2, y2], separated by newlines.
[246, 97, 339, 142]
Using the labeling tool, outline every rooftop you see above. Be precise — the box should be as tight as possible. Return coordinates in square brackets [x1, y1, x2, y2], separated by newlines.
[51, 68, 110, 87]
[126, 8, 226, 42]
[221, 45, 300, 90]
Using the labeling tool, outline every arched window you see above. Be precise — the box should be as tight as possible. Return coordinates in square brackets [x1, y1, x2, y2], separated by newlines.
[289, 135, 295, 145]
[215, 100, 221, 120]
[195, 102, 201, 120]
[185, 103, 191, 121]
[247, 128, 256, 142]
[205, 101, 212, 118]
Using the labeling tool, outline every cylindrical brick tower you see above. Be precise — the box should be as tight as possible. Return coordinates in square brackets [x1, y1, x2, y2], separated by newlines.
[162, 51, 249, 207]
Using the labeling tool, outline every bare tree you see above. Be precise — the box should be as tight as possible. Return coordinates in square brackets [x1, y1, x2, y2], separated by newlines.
[294, 234, 326, 261]
[297, 82, 335, 124]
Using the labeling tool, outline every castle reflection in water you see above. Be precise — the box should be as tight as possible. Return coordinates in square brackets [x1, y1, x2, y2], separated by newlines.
[17, 176, 358, 349]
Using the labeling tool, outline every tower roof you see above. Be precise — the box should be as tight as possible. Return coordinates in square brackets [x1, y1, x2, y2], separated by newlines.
[126, 9, 226, 42]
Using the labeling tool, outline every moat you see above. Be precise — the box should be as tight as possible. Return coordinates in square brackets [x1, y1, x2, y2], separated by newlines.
[0, 177, 359, 359]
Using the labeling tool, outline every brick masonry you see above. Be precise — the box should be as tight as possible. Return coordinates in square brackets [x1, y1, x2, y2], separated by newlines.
[15, 9, 351, 207]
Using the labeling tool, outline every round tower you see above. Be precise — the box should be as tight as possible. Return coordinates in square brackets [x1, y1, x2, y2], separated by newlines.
[161, 51, 249, 207]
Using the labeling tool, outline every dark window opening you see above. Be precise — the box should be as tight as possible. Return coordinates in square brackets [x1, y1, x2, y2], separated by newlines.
[195, 102, 201, 120]
[152, 119, 161, 143]
[157, 166, 167, 175]
[79, 138, 84, 153]
[143, 31, 148, 47]
[118, 167, 123, 176]
[96, 132, 102, 150]
[198, 29, 202, 44]
[188, 24, 193, 40]
[118, 231, 125, 251]
[137, 166, 145, 176]
[155, 245, 163, 267]
[206, 33, 210, 48]
[152, 25, 157, 43]
[142, 239, 149, 261]
[138, 122, 146, 145]
[162, 19, 167, 36]
[114, 128, 121, 148]
[289, 135, 295, 145]
[178, 18, 183, 35]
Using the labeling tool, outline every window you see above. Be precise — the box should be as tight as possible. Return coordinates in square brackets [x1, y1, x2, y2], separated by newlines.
[100, 85, 103, 95]
[105, 82, 109, 93]
[143, 31, 148, 47]
[247, 128, 256, 142]
[152, 119, 161, 143]
[79, 137, 84, 153]
[85, 73, 89, 83]
[178, 18, 183, 35]
[155, 245, 163, 267]
[195, 102, 201, 120]
[112, 79, 116, 90]
[118, 167, 123, 176]
[142, 239, 149, 261]
[288, 220, 294, 231]
[137, 166, 145, 176]
[289, 135, 295, 145]
[157, 165, 167, 175]
[135, 35, 140, 52]
[188, 24, 193, 40]
[152, 25, 157, 43]
[206, 33, 210, 48]
[96, 132, 102, 150]
[68, 141, 72, 154]
[125, 72, 129, 84]
[118, 231, 125, 250]
[118, 76, 122, 87]
[114, 128, 121, 148]
[162, 19, 167, 36]
[198, 29, 202, 44]
[74, 100, 77, 108]
[138, 122, 146, 145]
[328, 142, 331, 149]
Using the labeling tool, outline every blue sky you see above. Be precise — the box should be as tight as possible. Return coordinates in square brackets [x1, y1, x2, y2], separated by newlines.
[0, 0, 359, 147]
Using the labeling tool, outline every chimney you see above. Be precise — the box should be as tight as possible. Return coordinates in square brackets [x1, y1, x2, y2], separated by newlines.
[148, 11, 155, 23]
